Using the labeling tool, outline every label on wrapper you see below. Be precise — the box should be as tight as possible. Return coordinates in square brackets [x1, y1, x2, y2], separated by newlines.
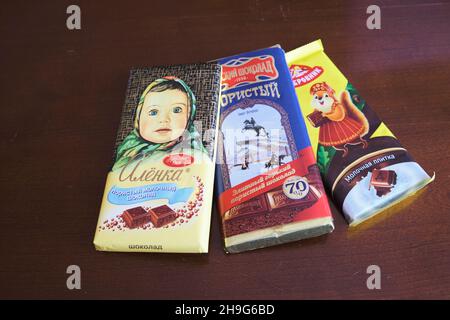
[215, 46, 334, 253]
[93, 64, 222, 253]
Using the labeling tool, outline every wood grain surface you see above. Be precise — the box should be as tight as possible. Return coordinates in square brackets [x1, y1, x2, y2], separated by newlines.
[0, 0, 449, 299]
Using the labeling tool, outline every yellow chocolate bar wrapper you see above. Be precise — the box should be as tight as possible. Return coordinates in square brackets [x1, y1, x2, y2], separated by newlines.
[93, 65, 222, 252]
[286, 40, 434, 226]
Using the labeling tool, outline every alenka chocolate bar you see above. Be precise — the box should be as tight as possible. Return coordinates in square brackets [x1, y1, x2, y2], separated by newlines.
[286, 40, 434, 226]
[215, 46, 334, 253]
[93, 63, 222, 253]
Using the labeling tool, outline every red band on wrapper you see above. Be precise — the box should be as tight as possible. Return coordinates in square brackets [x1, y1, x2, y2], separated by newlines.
[218, 147, 316, 215]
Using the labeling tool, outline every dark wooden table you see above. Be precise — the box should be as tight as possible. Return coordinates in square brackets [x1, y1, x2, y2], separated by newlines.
[1, 0, 449, 299]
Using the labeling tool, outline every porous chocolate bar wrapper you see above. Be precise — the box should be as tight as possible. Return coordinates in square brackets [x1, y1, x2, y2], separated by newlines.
[286, 40, 434, 226]
[215, 46, 334, 253]
[93, 63, 222, 253]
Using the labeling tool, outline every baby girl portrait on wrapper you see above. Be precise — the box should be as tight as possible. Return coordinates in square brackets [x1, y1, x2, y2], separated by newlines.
[113, 77, 208, 171]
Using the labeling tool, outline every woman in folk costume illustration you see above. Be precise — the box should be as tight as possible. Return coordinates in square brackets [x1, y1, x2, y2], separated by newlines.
[113, 77, 207, 170]
[310, 82, 369, 157]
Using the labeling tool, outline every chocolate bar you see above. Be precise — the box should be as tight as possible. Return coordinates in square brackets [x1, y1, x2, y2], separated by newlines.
[216, 46, 334, 253]
[307, 110, 329, 127]
[149, 205, 177, 228]
[370, 169, 397, 197]
[223, 195, 274, 237]
[224, 207, 294, 238]
[122, 206, 151, 229]
[305, 164, 324, 193]
[94, 63, 222, 253]
[287, 40, 433, 226]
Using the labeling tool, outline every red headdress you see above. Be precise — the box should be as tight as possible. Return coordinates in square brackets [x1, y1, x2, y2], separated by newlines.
[310, 82, 335, 96]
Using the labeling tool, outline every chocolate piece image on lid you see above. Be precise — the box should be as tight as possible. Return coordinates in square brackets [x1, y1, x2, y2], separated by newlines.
[122, 207, 151, 229]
